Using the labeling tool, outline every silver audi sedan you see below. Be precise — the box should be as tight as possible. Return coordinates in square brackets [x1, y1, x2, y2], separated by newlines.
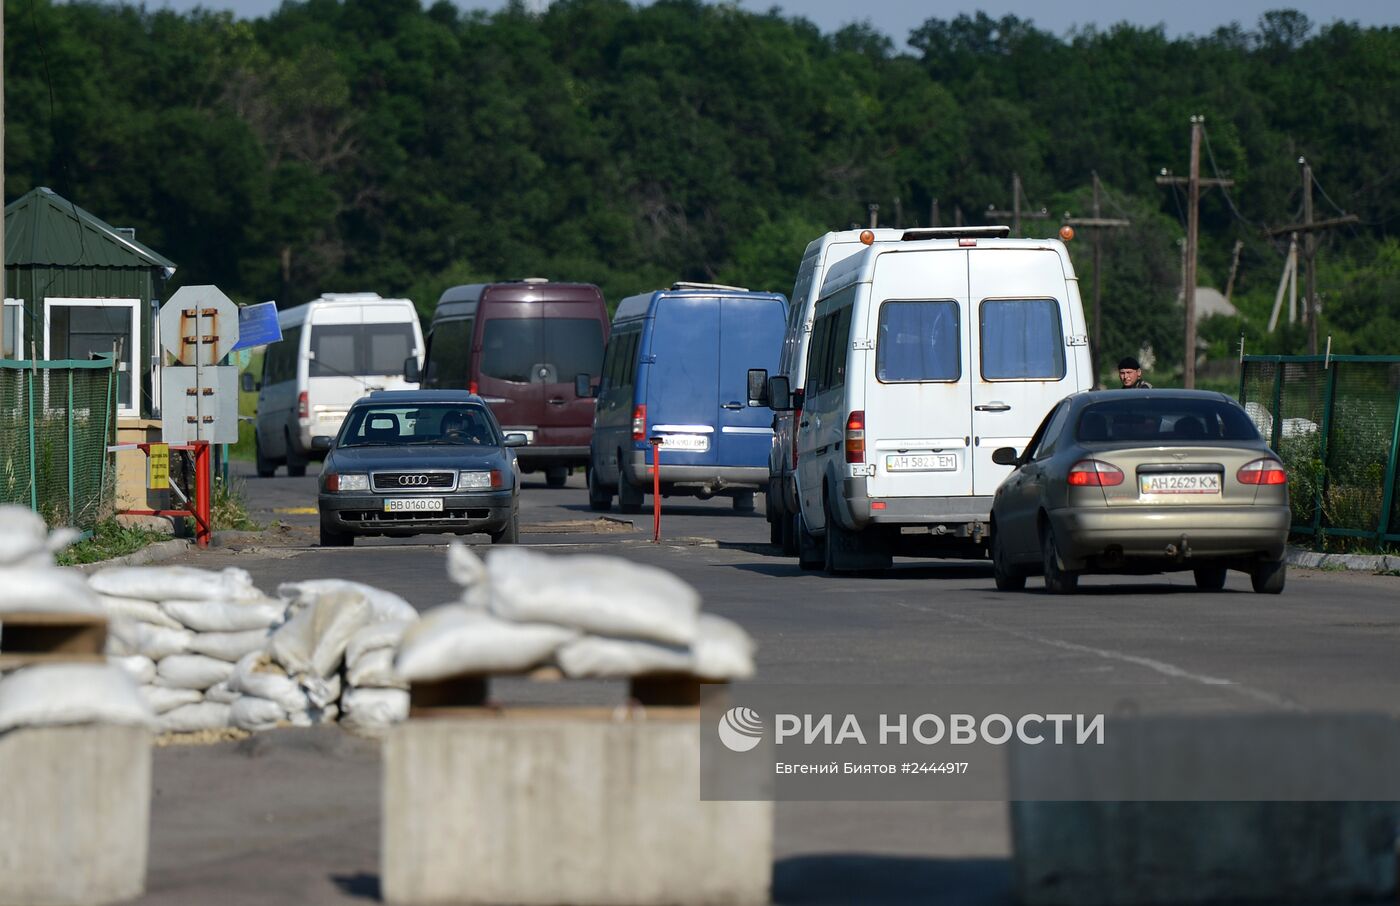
[989, 390, 1290, 594]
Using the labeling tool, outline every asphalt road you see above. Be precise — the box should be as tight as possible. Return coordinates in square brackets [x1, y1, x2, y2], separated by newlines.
[130, 462, 1400, 905]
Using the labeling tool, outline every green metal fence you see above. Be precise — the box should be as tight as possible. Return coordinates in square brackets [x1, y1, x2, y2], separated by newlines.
[0, 358, 119, 530]
[1240, 355, 1400, 551]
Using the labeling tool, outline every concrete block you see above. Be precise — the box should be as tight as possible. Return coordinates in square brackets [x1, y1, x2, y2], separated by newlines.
[382, 711, 773, 905]
[0, 724, 152, 905]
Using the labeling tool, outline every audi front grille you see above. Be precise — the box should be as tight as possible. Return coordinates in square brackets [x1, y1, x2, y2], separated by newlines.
[370, 471, 458, 492]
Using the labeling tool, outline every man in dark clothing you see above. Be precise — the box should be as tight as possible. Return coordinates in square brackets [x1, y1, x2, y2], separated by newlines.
[1117, 356, 1153, 389]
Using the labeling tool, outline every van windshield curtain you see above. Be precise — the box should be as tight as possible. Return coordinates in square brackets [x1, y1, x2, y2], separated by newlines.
[310, 324, 415, 377]
[979, 299, 1065, 380]
[876, 300, 960, 382]
[481, 318, 604, 384]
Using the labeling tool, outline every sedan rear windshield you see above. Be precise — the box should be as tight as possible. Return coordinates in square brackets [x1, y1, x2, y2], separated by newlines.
[1076, 398, 1261, 443]
[338, 404, 501, 447]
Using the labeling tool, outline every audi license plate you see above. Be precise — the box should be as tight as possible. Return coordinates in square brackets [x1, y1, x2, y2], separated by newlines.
[1140, 473, 1221, 495]
[383, 497, 444, 513]
[886, 453, 957, 472]
[660, 434, 708, 452]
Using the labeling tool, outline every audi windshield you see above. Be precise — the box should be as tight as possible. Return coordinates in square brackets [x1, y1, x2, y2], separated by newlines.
[336, 404, 502, 448]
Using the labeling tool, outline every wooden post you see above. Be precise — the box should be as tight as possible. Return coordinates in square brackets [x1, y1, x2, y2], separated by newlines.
[988, 173, 1051, 238]
[1263, 160, 1357, 351]
[1064, 172, 1130, 388]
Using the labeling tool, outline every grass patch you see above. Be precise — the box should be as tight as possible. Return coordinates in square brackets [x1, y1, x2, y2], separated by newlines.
[57, 518, 170, 566]
[210, 476, 261, 532]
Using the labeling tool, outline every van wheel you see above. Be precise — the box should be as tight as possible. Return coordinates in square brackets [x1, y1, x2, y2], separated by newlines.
[992, 530, 1026, 591]
[545, 467, 568, 489]
[319, 524, 354, 547]
[618, 471, 645, 514]
[779, 510, 798, 556]
[586, 467, 612, 512]
[796, 513, 823, 571]
[733, 491, 756, 514]
[254, 434, 276, 478]
[285, 430, 307, 478]
[1251, 559, 1286, 594]
[767, 487, 783, 546]
[1193, 567, 1228, 591]
[1041, 524, 1079, 594]
[491, 509, 520, 545]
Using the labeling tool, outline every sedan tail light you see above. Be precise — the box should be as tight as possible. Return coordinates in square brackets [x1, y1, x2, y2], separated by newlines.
[844, 410, 866, 464]
[631, 404, 647, 442]
[1237, 458, 1287, 485]
[1067, 459, 1124, 487]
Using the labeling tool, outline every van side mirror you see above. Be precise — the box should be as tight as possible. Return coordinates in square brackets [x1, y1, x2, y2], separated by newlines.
[992, 447, 1020, 466]
[311, 435, 333, 452]
[240, 372, 258, 393]
[574, 373, 596, 399]
[403, 357, 421, 383]
[767, 376, 793, 412]
[747, 369, 770, 407]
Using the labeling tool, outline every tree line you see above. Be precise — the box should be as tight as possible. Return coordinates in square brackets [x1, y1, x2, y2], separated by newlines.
[6, 0, 1398, 374]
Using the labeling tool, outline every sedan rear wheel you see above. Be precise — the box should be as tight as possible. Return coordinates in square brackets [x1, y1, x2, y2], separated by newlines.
[992, 530, 1026, 591]
[1193, 567, 1228, 591]
[1251, 559, 1286, 594]
[1040, 524, 1079, 595]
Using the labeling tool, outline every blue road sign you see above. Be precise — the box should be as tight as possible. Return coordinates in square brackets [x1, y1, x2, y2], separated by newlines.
[231, 301, 283, 351]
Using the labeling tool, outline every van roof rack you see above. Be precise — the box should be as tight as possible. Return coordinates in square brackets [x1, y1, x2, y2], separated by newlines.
[900, 226, 1012, 241]
[319, 292, 385, 301]
[669, 281, 750, 292]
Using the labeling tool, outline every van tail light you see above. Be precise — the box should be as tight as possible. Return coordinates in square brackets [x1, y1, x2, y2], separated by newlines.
[845, 411, 866, 464]
[469, 380, 478, 395]
[1238, 458, 1287, 485]
[297, 391, 309, 419]
[631, 405, 647, 442]
[1067, 459, 1124, 487]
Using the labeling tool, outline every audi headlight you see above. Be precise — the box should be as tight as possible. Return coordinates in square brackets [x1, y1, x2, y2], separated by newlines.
[456, 470, 501, 492]
[337, 473, 370, 492]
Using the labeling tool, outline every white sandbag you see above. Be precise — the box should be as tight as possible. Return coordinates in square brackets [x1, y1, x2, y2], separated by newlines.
[268, 589, 371, 679]
[161, 598, 285, 633]
[346, 619, 412, 667]
[227, 652, 311, 714]
[487, 547, 700, 645]
[284, 704, 337, 727]
[188, 629, 273, 662]
[229, 695, 286, 731]
[395, 605, 578, 682]
[0, 506, 80, 565]
[139, 685, 202, 714]
[99, 595, 185, 629]
[105, 621, 195, 661]
[556, 635, 693, 679]
[340, 687, 409, 729]
[155, 654, 236, 691]
[158, 701, 231, 734]
[204, 681, 240, 704]
[0, 567, 102, 614]
[346, 647, 406, 689]
[0, 664, 154, 731]
[277, 579, 418, 623]
[109, 654, 157, 685]
[446, 543, 491, 608]
[693, 614, 757, 680]
[89, 565, 262, 603]
[302, 672, 342, 710]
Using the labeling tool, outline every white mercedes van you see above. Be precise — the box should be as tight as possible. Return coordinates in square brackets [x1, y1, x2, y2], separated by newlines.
[252, 293, 423, 477]
[757, 229, 1093, 572]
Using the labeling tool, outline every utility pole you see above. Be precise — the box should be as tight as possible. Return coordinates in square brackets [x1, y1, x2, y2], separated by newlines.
[1223, 239, 1244, 302]
[1155, 116, 1234, 388]
[867, 203, 879, 229]
[988, 173, 1050, 237]
[929, 198, 940, 228]
[1063, 172, 1130, 387]
[1264, 158, 1357, 354]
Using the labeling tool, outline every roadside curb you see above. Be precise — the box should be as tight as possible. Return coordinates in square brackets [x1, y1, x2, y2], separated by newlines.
[1286, 546, 1400, 573]
[70, 538, 192, 573]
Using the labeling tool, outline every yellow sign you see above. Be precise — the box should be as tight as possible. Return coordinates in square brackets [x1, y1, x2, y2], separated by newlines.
[148, 444, 170, 489]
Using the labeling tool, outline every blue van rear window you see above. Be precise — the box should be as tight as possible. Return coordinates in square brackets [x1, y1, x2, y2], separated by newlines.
[876, 300, 961, 382]
[979, 299, 1065, 380]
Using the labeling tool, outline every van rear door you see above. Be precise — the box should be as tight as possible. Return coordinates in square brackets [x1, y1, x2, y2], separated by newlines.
[968, 249, 1078, 496]
[716, 295, 782, 468]
[536, 301, 607, 448]
[475, 300, 543, 434]
[863, 249, 975, 499]
[647, 295, 720, 467]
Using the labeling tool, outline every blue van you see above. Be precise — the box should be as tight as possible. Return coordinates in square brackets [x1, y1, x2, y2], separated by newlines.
[584, 283, 787, 513]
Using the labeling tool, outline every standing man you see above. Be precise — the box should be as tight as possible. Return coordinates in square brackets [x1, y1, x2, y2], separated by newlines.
[1117, 356, 1153, 389]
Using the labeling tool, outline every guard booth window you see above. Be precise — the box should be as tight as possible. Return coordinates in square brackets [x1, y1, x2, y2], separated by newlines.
[44, 298, 140, 414]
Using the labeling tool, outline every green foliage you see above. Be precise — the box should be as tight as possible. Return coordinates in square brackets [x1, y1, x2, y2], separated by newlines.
[57, 519, 168, 566]
[210, 477, 261, 532]
[5, 2, 1400, 362]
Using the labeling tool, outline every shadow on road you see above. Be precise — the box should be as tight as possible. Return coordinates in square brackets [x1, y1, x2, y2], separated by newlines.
[774, 854, 1010, 905]
[725, 561, 998, 582]
[330, 873, 379, 902]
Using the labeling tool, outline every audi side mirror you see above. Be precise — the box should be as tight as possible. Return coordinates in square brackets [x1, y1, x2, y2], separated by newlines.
[311, 435, 333, 452]
[767, 376, 793, 412]
[992, 446, 1020, 466]
[504, 433, 529, 447]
